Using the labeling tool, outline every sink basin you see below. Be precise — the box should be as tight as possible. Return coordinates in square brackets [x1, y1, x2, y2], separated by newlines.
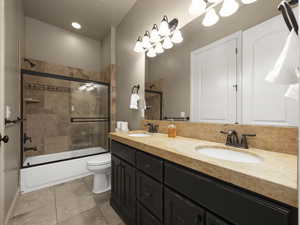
[128, 133, 151, 137]
[196, 147, 262, 163]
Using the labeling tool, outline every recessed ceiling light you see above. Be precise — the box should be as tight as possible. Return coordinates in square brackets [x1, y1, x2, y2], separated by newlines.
[72, 22, 81, 30]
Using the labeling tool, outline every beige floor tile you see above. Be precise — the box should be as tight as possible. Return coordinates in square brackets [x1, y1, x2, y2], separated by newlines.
[99, 202, 122, 225]
[13, 188, 55, 217]
[58, 208, 107, 225]
[54, 179, 92, 200]
[94, 191, 111, 207]
[8, 202, 56, 225]
[56, 195, 96, 222]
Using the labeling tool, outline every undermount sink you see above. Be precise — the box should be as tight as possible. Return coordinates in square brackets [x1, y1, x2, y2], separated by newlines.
[196, 147, 263, 163]
[128, 133, 151, 137]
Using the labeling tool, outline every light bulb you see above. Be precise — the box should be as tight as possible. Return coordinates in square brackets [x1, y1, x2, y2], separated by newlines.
[155, 42, 164, 54]
[220, 0, 239, 17]
[171, 29, 183, 44]
[189, 0, 207, 15]
[134, 36, 144, 53]
[202, 9, 219, 27]
[241, 0, 257, 4]
[162, 36, 174, 49]
[150, 24, 161, 43]
[142, 31, 151, 49]
[147, 48, 157, 58]
[159, 16, 170, 36]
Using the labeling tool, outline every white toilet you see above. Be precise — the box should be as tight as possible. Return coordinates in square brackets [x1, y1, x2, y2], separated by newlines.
[87, 153, 111, 194]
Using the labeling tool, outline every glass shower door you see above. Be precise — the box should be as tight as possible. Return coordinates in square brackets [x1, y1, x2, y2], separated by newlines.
[22, 71, 110, 167]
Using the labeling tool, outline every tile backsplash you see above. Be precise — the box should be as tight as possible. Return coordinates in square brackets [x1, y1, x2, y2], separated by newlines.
[142, 120, 298, 155]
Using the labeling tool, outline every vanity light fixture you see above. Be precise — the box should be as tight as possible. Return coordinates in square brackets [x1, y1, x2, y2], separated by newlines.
[71, 22, 82, 30]
[241, 0, 257, 4]
[134, 36, 144, 53]
[134, 15, 183, 57]
[189, 0, 207, 15]
[202, 8, 220, 27]
[219, 0, 239, 17]
[189, 0, 258, 27]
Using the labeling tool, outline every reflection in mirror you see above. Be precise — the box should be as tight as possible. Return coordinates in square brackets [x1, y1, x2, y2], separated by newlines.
[145, 0, 299, 127]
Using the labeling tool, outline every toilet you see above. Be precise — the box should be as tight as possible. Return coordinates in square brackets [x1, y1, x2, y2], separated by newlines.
[87, 153, 111, 194]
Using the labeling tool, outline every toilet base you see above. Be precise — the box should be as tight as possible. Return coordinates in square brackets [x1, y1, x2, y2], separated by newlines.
[92, 172, 111, 194]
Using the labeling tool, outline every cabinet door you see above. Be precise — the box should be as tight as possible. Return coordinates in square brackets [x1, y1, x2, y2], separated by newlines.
[111, 155, 136, 225]
[206, 213, 231, 225]
[243, 13, 298, 126]
[111, 155, 122, 208]
[164, 187, 205, 225]
[121, 160, 136, 225]
[137, 203, 162, 225]
[191, 32, 241, 124]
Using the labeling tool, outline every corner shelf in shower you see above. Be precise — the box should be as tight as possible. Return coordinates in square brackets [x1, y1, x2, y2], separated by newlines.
[24, 98, 40, 104]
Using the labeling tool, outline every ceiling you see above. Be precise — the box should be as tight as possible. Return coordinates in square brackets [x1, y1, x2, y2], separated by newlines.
[24, 0, 137, 41]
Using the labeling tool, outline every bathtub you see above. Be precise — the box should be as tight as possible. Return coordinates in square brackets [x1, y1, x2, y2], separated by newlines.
[20, 147, 108, 193]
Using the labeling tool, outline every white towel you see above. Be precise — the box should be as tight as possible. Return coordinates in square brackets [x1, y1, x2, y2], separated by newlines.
[285, 67, 300, 100]
[265, 29, 299, 85]
[130, 93, 140, 110]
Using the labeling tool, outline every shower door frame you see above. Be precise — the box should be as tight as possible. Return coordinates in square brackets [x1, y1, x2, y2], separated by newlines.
[20, 69, 111, 168]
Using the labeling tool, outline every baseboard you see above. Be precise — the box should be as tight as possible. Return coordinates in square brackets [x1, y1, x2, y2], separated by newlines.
[4, 188, 19, 225]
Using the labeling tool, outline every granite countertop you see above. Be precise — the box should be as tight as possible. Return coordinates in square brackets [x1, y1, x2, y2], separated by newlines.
[110, 131, 298, 207]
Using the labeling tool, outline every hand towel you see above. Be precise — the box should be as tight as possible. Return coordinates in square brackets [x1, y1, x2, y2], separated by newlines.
[130, 93, 140, 110]
[265, 29, 299, 84]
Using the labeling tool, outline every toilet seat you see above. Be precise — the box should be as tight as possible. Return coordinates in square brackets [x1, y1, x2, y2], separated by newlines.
[87, 153, 111, 166]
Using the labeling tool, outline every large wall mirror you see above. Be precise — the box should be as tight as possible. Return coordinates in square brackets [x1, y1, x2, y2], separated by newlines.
[145, 0, 299, 127]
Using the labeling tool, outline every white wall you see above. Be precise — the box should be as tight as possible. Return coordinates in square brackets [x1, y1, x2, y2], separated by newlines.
[25, 17, 102, 72]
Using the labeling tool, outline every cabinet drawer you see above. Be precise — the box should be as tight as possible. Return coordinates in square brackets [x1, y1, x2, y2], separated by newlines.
[165, 162, 292, 225]
[137, 203, 162, 225]
[111, 141, 136, 165]
[206, 213, 231, 225]
[164, 187, 205, 225]
[136, 151, 163, 181]
[136, 171, 163, 220]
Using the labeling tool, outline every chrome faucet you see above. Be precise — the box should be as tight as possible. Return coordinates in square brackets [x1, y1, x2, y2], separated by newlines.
[145, 123, 159, 133]
[220, 130, 256, 149]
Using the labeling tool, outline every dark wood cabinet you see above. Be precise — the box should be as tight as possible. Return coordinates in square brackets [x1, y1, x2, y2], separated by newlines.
[110, 141, 297, 225]
[206, 213, 231, 225]
[164, 187, 206, 225]
[137, 203, 162, 225]
[136, 171, 163, 220]
[111, 155, 136, 225]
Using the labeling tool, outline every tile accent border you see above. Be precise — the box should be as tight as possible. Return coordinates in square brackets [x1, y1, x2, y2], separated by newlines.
[142, 120, 298, 155]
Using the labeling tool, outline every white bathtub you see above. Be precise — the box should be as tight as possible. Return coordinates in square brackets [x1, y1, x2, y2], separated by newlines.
[20, 147, 108, 193]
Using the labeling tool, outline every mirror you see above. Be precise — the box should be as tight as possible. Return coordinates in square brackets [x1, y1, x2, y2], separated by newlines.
[145, 1, 299, 127]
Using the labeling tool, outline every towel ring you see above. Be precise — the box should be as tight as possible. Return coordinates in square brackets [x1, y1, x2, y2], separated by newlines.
[278, 0, 298, 35]
[131, 84, 140, 94]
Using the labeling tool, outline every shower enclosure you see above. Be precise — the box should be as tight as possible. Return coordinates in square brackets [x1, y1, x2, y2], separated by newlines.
[21, 70, 110, 168]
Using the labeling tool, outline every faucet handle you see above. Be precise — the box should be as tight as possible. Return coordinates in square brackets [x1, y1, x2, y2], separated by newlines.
[242, 134, 256, 137]
[241, 134, 256, 149]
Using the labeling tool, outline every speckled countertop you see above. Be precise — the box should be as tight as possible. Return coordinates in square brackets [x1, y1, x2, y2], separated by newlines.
[110, 131, 298, 207]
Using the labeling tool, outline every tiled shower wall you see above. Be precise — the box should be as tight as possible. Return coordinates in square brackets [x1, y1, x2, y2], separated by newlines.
[22, 58, 116, 157]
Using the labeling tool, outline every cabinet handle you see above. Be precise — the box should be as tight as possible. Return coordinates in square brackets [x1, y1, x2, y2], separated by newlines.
[143, 192, 152, 198]
[144, 164, 151, 168]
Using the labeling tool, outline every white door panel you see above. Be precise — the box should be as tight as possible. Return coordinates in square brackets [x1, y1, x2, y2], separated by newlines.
[243, 13, 299, 126]
[191, 32, 241, 124]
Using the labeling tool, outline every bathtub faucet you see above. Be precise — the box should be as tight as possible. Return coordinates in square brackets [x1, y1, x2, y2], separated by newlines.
[24, 147, 38, 152]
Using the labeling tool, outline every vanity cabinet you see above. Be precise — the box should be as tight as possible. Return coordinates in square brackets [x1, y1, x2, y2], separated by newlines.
[110, 141, 297, 225]
[164, 187, 206, 225]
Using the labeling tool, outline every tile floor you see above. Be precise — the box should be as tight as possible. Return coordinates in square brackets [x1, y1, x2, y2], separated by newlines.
[8, 176, 125, 225]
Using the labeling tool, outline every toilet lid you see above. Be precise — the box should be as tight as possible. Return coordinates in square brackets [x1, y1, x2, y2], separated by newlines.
[87, 153, 111, 166]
